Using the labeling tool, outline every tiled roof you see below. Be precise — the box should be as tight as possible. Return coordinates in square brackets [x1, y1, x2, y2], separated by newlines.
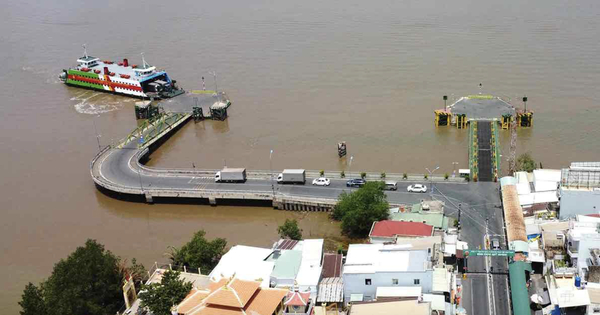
[284, 290, 310, 306]
[230, 278, 261, 307]
[204, 287, 243, 308]
[177, 288, 211, 314]
[370, 220, 433, 238]
[181, 277, 287, 315]
[321, 254, 343, 278]
[204, 278, 260, 308]
[245, 287, 288, 315]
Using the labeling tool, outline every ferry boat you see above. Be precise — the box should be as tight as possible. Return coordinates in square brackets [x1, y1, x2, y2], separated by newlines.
[59, 45, 184, 99]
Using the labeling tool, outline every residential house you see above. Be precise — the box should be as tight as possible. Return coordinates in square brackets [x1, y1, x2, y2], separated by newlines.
[295, 239, 324, 300]
[343, 243, 434, 302]
[567, 221, 600, 267]
[208, 245, 275, 287]
[316, 254, 344, 310]
[369, 220, 434, 244]
[391, 200, 450, 231]
[270, 250, 303, 288]
[176, 277, 288, 315]
[122, 265, 213, 314]
[559, 162, 600, 219]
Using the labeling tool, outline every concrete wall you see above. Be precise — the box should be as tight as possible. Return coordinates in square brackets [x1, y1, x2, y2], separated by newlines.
[369, 236, 396, 244]
[577, 234, 600, 276]
[560, 189, 600, 219]
[342, 271, 433, 302]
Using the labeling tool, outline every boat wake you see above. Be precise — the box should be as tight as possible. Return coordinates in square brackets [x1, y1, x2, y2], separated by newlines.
[72, 91, 132, 114]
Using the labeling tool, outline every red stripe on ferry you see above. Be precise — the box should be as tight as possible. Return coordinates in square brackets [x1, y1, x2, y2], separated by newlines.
[68, 74, 143, 92]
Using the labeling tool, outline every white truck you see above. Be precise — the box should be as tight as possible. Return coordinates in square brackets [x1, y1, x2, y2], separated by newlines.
[277, 169, 306, 185]
[215, 168, 247, 183]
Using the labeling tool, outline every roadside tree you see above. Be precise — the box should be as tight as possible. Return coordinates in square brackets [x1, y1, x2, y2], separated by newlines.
[333, 181, 389, 238]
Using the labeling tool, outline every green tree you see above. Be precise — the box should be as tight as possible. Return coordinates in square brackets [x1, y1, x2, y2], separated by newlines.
[517, 152, 537, 172]
[19, 283, 47, 315]
[42, 239, 125, 315]
[277, 219, 303, 240]
[124, 258, 148, 284]
[139, 270, 192, 315]
[332, 182, 390, 238]
[169, 230, 227, 274]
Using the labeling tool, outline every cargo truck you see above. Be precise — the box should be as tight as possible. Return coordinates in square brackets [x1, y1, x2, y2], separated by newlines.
[215, 168, 247, 183]
[276, 169, 306, 184]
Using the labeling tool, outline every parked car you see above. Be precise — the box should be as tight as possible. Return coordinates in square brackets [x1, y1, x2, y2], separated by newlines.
[383, 181, 398, 191]
[312, 177, 331, 186]
[407, 184, 427, 193]
[346, 178, 366, 187]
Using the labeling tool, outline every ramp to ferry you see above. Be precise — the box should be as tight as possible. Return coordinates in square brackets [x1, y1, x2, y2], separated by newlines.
[469, 121, 500, 182]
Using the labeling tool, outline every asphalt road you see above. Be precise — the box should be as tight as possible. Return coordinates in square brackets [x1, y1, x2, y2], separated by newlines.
[431, 181, 510, 315]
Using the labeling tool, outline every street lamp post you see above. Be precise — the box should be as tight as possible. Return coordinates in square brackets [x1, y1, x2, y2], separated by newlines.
[425, 166, 440, 198]
[269, 149, 275, 197]
[452, 162, 459, 178]
[348, 156, 354, 178]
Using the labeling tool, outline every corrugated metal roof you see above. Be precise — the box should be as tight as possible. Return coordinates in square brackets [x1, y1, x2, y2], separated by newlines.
[502, 185, 527, 243]
[317, 277, 344, 302]
[321, 253, 343, 278]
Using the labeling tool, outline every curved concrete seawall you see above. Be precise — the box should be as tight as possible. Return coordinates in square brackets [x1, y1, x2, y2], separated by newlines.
[90, 112, 460, 209]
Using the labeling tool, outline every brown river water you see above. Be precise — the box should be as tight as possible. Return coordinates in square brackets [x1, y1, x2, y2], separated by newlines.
[2, 0, 600, 312]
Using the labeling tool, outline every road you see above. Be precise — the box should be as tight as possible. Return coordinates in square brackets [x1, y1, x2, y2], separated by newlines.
[431, 182, 510, 315]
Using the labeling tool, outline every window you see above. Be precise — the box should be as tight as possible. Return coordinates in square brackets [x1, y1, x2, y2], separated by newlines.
[414, 279, 420, 285]
[365, 279, 372, 285]
[392, 279, 398, 285]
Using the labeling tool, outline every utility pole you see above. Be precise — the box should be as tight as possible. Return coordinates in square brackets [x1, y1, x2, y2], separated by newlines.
[269, 149, 275, 198]
[349, 156, 354, 177]
[425, 166, 440, 198]
[458, 203, 462, 231]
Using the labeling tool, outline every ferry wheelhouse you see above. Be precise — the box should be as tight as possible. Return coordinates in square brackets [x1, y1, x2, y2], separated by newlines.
[60, 46, 183, 99]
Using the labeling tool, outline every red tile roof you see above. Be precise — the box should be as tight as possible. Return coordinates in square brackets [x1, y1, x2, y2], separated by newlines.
[370, 220, 433, 238]
[284, 290, 311, 306]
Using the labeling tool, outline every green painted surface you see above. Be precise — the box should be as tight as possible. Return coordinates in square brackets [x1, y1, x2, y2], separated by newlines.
[391, 203, 449, 230]
[508, 261, 532, 315]
[391, 212, 448, 230]
[271, 250, 302, 279]
[66, 69, 105, 90]
[464, 249, 515, 257]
